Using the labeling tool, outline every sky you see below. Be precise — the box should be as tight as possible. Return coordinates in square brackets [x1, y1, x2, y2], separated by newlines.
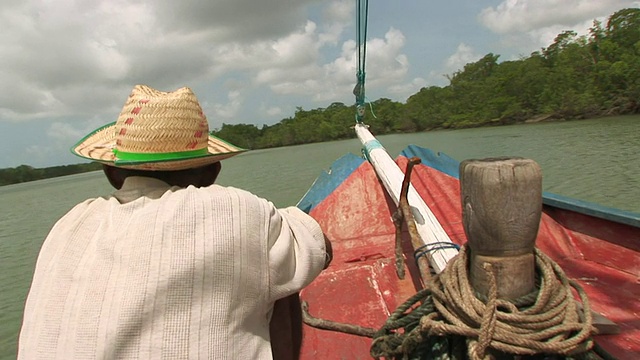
[1, 0, 638, 168]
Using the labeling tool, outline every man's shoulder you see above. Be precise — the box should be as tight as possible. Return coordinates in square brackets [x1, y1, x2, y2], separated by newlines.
[179, 185, 279, 218]
[201, 184, 249, 194]
[50, 196, 110, 228]
[185, 184, 268, 204]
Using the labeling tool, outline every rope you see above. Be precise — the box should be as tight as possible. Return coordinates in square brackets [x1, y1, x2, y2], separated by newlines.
[414, 242, 461, 265]
[354, 0, 368, 123]
[371, 245, 607, 360]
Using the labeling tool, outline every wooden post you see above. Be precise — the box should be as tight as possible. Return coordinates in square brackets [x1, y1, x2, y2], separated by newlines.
[460, 158, 542, 301]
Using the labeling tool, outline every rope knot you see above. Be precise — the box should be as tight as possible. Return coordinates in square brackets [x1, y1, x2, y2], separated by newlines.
[419, 312, 446, 336]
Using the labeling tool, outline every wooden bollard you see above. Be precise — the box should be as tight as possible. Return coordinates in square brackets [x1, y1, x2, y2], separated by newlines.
[460, 158, 542, 301]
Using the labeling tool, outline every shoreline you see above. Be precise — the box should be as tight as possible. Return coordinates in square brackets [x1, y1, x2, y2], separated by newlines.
[1, 113, 637, 187]
[427, 111, 636, 132]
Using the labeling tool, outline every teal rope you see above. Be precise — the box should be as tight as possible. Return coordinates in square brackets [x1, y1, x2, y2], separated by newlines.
[354, 0, 368, 123]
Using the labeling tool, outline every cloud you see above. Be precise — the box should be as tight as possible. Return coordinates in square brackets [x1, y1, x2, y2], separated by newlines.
[446, 43, 483, 73]
[0, 0, 417, 127]
[388, 77, 427, 100]
[244, 22, 413, 104]
[478, 0, 639, 51]
[48, 117, 106, 144]
[422, 43, 483, 87]
[154, 0, 317, 42]
[47, 122, 86, 141]
[254, 21, 324, 87]
[265, 106, 284, 117]
[319, 0, 352, 45]
[478, 0, 632, 34]
[0, 0, 321, 124]
[364, 28, 410, 89]
[0, 0, 425, 167]
[18, 118, 107, 167]
[210, 90, 244, 125]
[24, 144, 53, 166]
[307, 27, 413, 103]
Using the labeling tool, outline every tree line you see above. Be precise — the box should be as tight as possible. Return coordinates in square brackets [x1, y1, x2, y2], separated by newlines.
[0, 163, 104, 186]
[1, 8, 638, 185]
[213, 8, 640, 149]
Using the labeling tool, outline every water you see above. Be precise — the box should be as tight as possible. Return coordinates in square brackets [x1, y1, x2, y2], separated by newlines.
[1, 115, 638, 357]
[215, 115, 640, 211]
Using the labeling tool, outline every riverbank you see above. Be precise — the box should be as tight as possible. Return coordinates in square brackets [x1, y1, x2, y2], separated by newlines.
[0, 162, 102, 187]
[396, 110, 636, 134]
[449, 108, 637, 129]
[1, 113, 637, 187]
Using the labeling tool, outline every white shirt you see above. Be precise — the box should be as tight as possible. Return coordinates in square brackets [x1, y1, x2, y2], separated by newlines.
[18, 177, 326, 359]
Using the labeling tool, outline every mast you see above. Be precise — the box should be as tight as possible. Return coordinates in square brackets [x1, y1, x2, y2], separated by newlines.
[352, 0, 458, 273]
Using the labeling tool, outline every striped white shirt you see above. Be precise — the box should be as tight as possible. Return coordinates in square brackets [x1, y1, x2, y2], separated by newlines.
[18, 177, 326, 359]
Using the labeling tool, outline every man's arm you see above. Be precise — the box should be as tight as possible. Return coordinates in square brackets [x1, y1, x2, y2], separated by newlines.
[267, 206, 327, 302]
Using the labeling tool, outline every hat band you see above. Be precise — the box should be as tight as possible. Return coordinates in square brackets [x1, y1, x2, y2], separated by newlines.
[113, 148, 209, 163]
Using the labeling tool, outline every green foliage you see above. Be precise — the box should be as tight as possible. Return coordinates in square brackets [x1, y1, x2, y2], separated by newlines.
[216, 8, 640, 148]
[213, 123, 261, 149]
[0, 162, 103, 186]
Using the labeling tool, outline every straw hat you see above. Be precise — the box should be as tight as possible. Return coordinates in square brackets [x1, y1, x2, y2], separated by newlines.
[71, 85, 246, 171]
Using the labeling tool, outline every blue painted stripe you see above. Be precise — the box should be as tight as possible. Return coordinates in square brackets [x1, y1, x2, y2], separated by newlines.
[401, 144, 460, 178]
[300, 143, 639, 228]
[542, 192, 640, 228]
[297, 153, 365, 213]
[402, 144, 640, 228]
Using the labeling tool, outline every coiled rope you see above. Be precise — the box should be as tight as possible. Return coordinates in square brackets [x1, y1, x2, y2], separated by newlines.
[370, 245, 611, 360]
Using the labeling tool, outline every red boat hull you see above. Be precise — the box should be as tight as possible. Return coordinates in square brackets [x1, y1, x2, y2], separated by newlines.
[298, 150, 639, 359]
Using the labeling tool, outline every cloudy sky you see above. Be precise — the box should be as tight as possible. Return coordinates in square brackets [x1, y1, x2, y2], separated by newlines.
[1, 0, 638, 168]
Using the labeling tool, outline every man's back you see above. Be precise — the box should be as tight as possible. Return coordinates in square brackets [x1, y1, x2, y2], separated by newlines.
[19, 177, 325, 359]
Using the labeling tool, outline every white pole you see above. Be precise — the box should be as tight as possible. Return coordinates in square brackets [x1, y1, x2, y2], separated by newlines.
[355, 123, 458, 273]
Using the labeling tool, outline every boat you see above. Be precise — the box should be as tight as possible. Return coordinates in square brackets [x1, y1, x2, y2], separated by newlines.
[288, 1, 639, 358]
[295, 132, 639, 359]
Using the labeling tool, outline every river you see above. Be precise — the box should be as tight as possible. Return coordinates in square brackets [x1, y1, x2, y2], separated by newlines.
[0, 115, 638, 358]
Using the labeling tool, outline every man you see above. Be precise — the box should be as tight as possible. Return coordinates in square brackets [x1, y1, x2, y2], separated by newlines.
[18, 85, 331, 359]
